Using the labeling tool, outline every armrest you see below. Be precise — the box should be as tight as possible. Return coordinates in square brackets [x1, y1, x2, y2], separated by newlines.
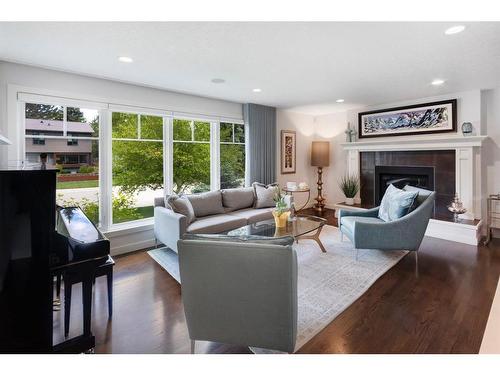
[338, 206, 379, 222]
[154, 206, 187, 253]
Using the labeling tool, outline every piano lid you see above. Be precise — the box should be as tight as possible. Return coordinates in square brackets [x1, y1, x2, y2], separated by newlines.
[57, 207, 104, 243]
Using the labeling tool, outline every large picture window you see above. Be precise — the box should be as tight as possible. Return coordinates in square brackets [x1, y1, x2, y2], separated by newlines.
[24, 102, 100, 225]
[112, 112, 164, 224]
[220, 122, 246, 189]
[172, 119, 211, 194]
[21, 94, 246, 231]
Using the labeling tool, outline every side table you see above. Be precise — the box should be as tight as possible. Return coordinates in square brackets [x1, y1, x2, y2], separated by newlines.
[282, 187, 311, 212]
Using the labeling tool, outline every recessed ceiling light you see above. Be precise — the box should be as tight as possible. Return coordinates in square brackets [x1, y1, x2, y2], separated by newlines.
[336, 99, 345, 103]
[445, 25, 466, 35]
[431, 79, 445, 86]
[252, 88, 262, 93]
[118, 56, 133, 63]
[211, 78, 225, 84]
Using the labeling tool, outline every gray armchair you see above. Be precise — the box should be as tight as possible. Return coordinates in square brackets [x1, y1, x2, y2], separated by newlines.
[339, 186, 435, 262]
[177, 236, 297, 353]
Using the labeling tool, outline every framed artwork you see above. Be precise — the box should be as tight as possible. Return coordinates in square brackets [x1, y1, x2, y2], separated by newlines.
[281, 130, 296, 174]
[358, 99, 457, 139]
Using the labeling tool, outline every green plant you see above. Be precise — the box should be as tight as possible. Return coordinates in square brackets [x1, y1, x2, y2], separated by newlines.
[273, 186, 288, 216]
[339, 174, 360, 198]
[79, 165, 95, 174]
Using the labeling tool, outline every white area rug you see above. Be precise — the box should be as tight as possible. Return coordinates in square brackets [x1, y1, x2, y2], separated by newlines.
[148, 225, 408, 353]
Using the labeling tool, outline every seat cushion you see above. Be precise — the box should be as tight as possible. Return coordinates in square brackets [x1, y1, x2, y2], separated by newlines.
[186, 214, 247, 234]
[187, 191, 225, 218]
[227, 207, 274, 224]
[340, 216, 385, 235]
[378, 184, 418, 222]
[221, 187, 255, 212]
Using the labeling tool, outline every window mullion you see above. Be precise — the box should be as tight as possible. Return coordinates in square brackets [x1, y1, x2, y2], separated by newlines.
[100, 109, 112, 231]
[211, 121, 220, 191]
[63, 106, 67, 137]
[164, 117, 173, 195]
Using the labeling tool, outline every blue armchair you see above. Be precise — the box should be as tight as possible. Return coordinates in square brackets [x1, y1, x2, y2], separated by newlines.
[339, 186, 435, 263]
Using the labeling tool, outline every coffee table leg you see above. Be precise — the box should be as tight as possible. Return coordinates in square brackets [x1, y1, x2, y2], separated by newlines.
[299, 226, 326, 253]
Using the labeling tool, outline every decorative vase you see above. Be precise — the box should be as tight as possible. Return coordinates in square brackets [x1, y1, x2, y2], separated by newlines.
[345, 197, 355, 205]
[273, 210, 290, 228]
[461, 122, 473, 136]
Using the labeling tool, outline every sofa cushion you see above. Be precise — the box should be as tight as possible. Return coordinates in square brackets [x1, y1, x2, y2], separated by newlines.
[166, 194, 196, 224]
[253, 182, 278, 208]
[186, 214, 247, 234]
[341, 216, 384, 235]
[378, 184, 418, 222]
[228, 207, 274, 224]
[221, 187, 255, 212]
[187, 191, 225, 218]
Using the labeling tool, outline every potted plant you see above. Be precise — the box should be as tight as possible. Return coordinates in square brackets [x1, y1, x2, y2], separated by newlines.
[272, 187, 290, 228]
[339, 174, 360, 205]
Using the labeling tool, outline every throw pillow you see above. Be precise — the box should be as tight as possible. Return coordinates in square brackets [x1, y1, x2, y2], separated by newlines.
[187, 190, 225, 217]
[166, 194, 196, 224]
[378, 184, 418, 222]
[253, 182, 278, 208]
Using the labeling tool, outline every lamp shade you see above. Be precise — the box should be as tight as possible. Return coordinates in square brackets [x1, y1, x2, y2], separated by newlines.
[311, 141, 330, 167]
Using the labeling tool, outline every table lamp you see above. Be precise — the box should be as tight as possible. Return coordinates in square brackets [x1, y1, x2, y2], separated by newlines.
[311, 141, 330, 212]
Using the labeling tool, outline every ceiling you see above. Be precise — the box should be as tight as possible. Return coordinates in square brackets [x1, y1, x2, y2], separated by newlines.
[1, 22, 499, 115]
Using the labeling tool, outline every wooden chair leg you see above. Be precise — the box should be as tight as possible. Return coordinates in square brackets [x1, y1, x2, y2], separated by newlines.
[82, 278, 93, 337]
[64, 277, 72, 337]
[107, 270, 113, 318]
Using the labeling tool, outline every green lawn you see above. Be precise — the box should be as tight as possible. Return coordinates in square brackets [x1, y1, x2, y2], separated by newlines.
[57, 180, 99, 189]
[113, 205, 154, 224]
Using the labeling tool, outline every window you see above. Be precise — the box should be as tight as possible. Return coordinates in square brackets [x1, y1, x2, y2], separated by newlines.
[24, 102, 100, 226]
[112, 112, 164, 224]
[220, 122, 246, 189]
[172, 119, 211, 194]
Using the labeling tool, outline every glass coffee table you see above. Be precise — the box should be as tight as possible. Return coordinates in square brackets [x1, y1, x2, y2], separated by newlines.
[226, 215, 328, 252]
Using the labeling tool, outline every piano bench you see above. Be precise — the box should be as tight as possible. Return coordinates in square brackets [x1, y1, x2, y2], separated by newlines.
[55, 255, 115, 338]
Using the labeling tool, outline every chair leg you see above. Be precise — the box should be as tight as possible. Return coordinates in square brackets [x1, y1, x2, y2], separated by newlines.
[415, 251, 419, 277]
[190, 340, 195, 354]
[64, 277, 72, 338]
[154, 237, 159, 248]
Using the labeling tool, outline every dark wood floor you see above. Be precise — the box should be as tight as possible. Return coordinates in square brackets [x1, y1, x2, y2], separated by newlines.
[54, 208, 500, 353]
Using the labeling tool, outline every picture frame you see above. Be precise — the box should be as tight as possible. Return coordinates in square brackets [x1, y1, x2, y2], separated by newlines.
[281, 130, 296, 174]
[358, 99, 457, 139]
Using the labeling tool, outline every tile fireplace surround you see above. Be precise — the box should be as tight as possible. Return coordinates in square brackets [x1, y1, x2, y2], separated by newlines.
[341, 135, 487, 245]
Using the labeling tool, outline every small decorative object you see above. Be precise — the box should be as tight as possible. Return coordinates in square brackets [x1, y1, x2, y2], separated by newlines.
[281, 130, 296, 174]
[287, 181, 297, 190]
[447, 194, 467, 222]
[273, 187, 290, 228]
[298, 182, 309, 190]
[311, 141, 330, 212]
[358, 99, 457, 139]
[461, 122, 473, 136]
[339, 174, 360, 205]
[344, 122, 357, 142]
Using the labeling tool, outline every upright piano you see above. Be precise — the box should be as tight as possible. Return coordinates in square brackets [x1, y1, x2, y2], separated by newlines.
[0, 167, 110, 353]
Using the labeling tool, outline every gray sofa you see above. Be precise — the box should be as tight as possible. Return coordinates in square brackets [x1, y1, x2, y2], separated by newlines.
[154, 187, 291, 252]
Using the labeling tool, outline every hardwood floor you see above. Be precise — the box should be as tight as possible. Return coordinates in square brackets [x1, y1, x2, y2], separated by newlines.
[54, 209, 500, 354]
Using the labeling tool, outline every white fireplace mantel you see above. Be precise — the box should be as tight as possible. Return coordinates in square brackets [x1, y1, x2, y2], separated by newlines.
[341, 135, 487, 152]
[341, 134, 488, 245]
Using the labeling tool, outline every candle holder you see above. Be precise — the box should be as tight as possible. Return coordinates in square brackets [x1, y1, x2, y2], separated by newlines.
[447, 194, 467, 222]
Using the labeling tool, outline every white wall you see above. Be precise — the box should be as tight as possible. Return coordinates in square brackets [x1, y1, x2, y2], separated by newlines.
[0, 61, 243, 163]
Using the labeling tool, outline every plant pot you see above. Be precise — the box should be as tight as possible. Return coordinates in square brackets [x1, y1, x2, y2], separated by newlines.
[345, 197, 355, 205]
[273, 210, 290, 228]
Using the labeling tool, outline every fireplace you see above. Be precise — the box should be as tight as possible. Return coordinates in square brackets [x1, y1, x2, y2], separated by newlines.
[360, 150, 455, 219]
[374, 165, 435, 205]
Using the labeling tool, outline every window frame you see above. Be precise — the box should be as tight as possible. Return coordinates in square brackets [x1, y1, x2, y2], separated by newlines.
[18, 93, 246, 233]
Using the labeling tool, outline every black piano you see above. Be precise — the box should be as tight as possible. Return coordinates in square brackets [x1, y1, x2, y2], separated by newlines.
[0, 167, 110, 353]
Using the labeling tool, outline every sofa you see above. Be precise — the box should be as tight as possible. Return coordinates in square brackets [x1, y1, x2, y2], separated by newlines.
[154, 187, 291, 252]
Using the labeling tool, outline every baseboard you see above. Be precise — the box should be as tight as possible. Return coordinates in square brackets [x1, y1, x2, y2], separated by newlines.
[111, 238, 156, 256]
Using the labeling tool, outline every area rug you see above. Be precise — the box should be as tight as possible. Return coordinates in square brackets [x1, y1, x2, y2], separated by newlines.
[147, 225, 408, 353]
